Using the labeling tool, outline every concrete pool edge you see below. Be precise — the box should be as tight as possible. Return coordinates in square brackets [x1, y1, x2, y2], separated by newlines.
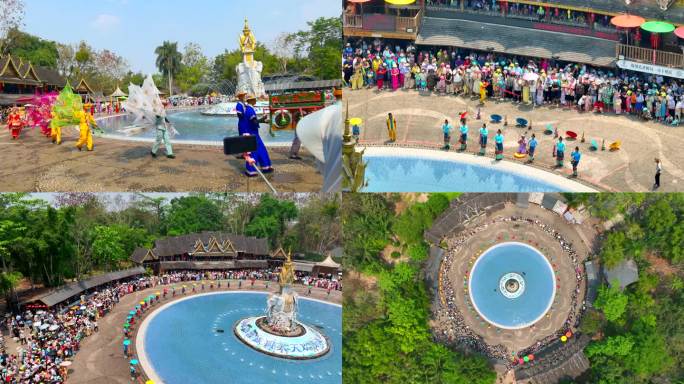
[467, 242, 557, 330]
[363, 146, 599, 192]
[135, 291, 341, 384]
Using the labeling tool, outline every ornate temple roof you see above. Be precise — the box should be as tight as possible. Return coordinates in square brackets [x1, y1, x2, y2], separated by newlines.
[131, 232, 270, 263]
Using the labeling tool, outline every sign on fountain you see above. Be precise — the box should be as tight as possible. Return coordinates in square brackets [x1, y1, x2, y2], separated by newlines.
[234, 251, 331, 359]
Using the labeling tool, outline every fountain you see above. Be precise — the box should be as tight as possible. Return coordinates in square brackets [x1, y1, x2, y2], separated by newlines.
[233, 252, 331, 359]
[203, 19, 269, 116]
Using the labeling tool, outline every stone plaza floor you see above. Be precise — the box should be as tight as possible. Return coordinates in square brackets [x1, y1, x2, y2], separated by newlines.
[0, 127, 322, 192]
[345, 87, 684, 192]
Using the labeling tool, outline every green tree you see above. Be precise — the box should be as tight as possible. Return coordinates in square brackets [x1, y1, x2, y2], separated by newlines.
[91, 226, 126, 271]
[341, 194, 393, 270]
[600, 231, 626, 268]
[4, 28, 58, 68]
[155, 41, 182, 96]
[287, 17, 341, 80]
[162, 196, 224, 236]
[595, 283, 628, 324]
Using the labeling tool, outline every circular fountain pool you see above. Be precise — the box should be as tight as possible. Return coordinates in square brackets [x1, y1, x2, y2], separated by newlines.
[98, 110, 293, 146]
[468, 242, 556, 329]
[137, 292, 341, 384]
[362, 147, 597, 192]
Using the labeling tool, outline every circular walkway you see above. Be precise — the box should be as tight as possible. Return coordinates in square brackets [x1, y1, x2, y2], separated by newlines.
[432, 203, 591, 369]
[346, 87, 684, 191]
[65, 282, 340, 384]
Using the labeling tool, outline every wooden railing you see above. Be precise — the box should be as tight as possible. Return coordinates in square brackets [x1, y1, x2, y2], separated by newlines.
[343, 10, 422, 34]
[344, 14, 362, 28]
[397, 10, 422, 32]
[617, 43, 684, 68]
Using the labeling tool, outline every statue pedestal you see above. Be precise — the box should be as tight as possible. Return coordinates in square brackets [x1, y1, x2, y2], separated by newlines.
[236, 60, 266, 99]
[233, 317, 330, 360]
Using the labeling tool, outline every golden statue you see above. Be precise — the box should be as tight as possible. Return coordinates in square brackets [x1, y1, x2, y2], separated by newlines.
[342, 102, 367, 192]
[239, 18, 257, 64]
[279, 250, 295, 287]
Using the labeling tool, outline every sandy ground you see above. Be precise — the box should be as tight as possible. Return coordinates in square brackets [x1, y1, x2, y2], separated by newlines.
[345, 87, 684, 192]
[0, 127, 322, 192]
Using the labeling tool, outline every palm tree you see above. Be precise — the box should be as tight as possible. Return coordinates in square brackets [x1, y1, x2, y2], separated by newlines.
[155, 41, 182, 97]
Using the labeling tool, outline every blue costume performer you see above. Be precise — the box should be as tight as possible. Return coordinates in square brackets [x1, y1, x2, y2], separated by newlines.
[556, 138, 566, 167]
[495, 130, 504, 161]
[244, 96, 273, 177]
[571, 147, 581, 177]
[459, 120, 468, 151]
[235, 92, 248, 135]
[479, 124, 488, 155]
[528, 134, 538, 163]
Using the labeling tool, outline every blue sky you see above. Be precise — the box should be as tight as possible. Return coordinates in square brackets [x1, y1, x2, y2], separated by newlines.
[23, 0, 340, 73]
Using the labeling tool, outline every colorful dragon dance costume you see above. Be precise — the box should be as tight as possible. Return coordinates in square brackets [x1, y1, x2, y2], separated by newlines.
[6, 108, 24, 139]
[27, 92, 58, 137]
[50, 84, 85, 146]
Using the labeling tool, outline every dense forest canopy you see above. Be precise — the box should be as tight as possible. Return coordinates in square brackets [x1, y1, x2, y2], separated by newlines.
[343, 193, 684, 384]
[0, 193, 340, 297]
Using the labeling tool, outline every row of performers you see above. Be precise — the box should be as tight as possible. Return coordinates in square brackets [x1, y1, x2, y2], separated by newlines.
[5, 106, 99, 151]
[6, 93, 272, 177]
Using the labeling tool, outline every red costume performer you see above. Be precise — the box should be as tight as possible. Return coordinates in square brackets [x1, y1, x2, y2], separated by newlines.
[6, 108, 24, 139]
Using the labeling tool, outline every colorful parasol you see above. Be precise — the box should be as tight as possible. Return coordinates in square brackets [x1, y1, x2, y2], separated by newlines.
[385, 0, 415, 4]
[641, 21, 675, 33]
[130, 359, 139, 365]
[123, 339, 131, 346]
[610, 14, 645, 28]
[349, 118, 363, 126]
[675, 26, 684, 39]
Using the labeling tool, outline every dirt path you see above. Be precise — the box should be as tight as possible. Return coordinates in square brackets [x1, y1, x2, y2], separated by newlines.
[0, 128, 322, 192]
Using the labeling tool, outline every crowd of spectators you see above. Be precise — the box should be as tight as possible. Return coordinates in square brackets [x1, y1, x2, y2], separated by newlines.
[0, 267, 341, 383]
[435, 215, 586, 370]
[344, 39, 684, 125]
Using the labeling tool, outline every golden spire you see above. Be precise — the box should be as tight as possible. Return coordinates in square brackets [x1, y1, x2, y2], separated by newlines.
[243, 18, 251, 33]
[279, 248, 295, 286]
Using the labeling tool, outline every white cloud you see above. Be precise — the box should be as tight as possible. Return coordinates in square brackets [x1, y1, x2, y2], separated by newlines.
[90, 14, 120, 32]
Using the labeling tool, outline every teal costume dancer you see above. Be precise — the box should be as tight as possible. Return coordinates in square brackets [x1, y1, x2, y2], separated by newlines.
[495, 131, 504, 161]
[556, 138, 566, 167]
[479, 125, 488, 156]
[151, 115, 174, 158]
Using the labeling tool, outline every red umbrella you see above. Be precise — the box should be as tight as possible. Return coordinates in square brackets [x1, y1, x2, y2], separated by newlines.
[675, 26, 684, 39]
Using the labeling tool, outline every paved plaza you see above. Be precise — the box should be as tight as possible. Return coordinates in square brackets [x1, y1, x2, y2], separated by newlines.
[0, 127, 322, 192]
[433, 203, 593, 364]
[3, 282, 340, 384]
[345, 88, 684, 191]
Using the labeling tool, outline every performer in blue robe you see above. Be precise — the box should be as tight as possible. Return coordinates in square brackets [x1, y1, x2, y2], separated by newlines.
[244, 95, 273, 177]
[235, 92, 248, 135]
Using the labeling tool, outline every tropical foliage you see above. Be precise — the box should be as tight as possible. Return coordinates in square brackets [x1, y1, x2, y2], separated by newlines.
[342, 193, 496, 384]
[0, 193, 339, 302]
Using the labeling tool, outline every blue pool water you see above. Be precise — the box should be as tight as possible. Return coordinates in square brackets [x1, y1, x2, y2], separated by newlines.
[469, 242, 555, 329]
[364, 155, 567, 192]
[98, 110, 294, 144]
[141, 292, 341, 384]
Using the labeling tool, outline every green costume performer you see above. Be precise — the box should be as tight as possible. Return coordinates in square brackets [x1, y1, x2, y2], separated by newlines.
[151, 115, 175, 158]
